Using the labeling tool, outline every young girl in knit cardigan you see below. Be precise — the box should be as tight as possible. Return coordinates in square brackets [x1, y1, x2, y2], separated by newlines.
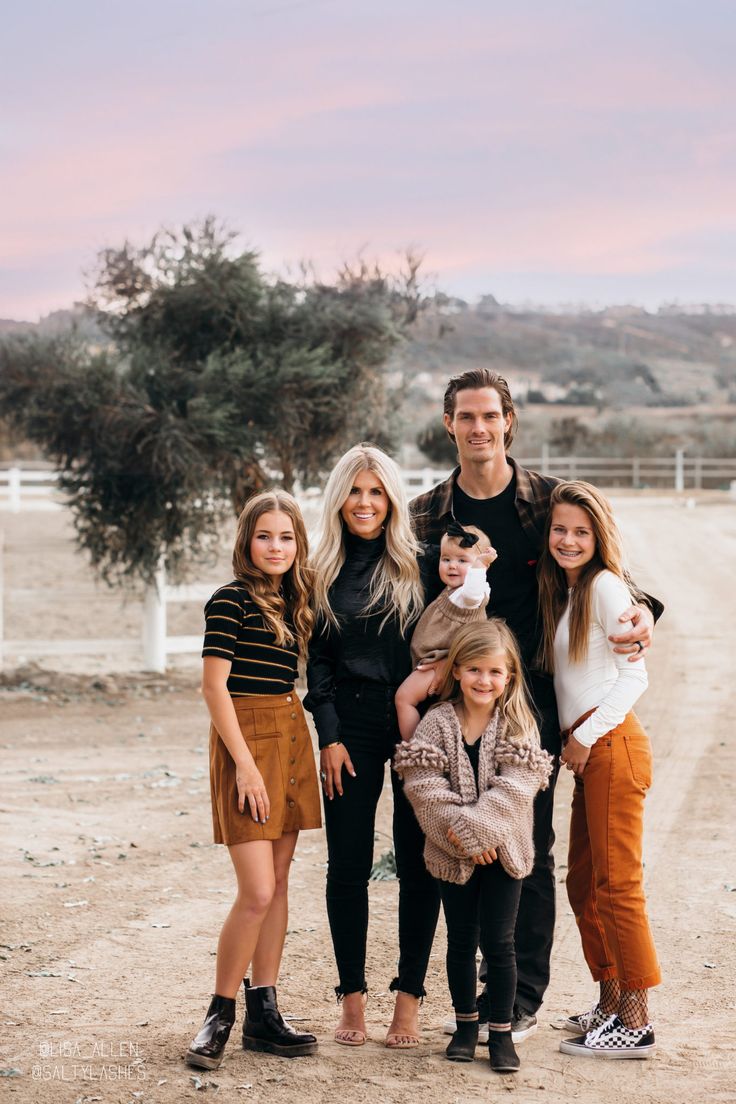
[394, 620, 552, 1073]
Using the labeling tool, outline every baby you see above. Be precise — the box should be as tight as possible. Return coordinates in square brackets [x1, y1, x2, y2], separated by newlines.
[396, 521, 496, 741]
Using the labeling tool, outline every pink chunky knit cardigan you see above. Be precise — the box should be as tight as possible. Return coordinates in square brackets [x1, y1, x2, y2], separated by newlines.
[393, 702, 553, 884]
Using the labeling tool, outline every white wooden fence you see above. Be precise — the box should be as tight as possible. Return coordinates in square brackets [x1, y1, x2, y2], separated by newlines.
[2, 455, 735, 672]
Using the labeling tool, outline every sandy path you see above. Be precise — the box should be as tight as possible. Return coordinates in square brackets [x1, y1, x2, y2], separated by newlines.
[1, 495, 735, 1103]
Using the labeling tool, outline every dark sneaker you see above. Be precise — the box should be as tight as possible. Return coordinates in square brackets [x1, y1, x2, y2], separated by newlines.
[559, 1014, 656, 1060]
[511, 1006, 538, 1043]
[563, 1002, 610, 1034]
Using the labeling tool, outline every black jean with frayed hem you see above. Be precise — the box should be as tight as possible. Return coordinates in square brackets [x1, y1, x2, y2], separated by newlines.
[323, 680, 440, 997]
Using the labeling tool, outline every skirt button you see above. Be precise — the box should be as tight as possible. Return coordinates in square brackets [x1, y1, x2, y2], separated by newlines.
[286, 695, 293, 703]
[288, 800, 295, 809]
[290, 735, 296, 743]
[290, 712, 297, 719]
[290, 777, 296, 785]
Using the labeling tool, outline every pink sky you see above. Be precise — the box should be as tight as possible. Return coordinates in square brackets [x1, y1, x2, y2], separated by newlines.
[3, 0, 735, 320]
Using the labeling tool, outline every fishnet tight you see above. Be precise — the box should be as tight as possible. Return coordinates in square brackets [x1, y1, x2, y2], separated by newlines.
[618, 987, 649, 1029]
[599, 980, 649, 1028]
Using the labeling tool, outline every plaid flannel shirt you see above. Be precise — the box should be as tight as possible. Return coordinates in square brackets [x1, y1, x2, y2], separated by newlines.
[409, 457, 560, 554]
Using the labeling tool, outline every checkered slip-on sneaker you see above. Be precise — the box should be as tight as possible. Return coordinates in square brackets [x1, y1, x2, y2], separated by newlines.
[559, 1014, 656, 1059]
[562, 1002, 610, 1034]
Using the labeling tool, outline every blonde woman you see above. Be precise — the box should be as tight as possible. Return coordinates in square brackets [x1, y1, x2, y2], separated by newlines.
[394, 621, 552, 1074]
[305, 444, 439, 1049]
[186, 492, 321, 1070]
[538, 481, 659, 1059]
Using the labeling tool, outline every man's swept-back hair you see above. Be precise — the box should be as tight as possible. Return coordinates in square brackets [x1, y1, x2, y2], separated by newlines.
[443, 368, 517, 449]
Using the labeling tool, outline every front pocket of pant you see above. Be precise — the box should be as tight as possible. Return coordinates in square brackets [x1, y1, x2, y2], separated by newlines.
[239, 708, 279, 740]
[623, 733, 652, 790]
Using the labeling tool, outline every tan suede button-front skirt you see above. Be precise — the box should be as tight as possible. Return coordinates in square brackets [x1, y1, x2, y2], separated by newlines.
[209, 691, 322, 845]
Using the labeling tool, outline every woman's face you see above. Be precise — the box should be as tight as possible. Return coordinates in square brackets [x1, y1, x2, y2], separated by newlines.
[340, 469, 390, 540]
[249, 510, 297, 583]
[548, 502, 597, 584]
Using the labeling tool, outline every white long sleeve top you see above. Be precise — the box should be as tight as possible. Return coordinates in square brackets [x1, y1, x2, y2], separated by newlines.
[553, 570, 648, 748]
[448, 566, 491, 609]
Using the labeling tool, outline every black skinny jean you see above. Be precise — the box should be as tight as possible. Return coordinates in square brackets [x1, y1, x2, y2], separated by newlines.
[323, 680, 441, 997]
[478, 692, 561, 1015]
[440, 862, 522, 1023]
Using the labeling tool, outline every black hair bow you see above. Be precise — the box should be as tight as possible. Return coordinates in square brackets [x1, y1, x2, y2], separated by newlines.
[445, 519, 479, 548]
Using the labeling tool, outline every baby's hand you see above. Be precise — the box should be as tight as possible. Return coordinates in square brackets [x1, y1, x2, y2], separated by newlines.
[475, 546, 497, 569]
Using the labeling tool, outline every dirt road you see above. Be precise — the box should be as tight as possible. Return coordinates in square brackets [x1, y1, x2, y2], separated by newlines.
[1, 495, 735, 1103]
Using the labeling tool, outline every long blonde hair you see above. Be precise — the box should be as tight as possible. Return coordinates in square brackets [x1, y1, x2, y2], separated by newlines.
[311, 443, 424, 635]
[435, 620, 540, 747]
[232, 491, 314, 654]
[537, 481, 644, 672]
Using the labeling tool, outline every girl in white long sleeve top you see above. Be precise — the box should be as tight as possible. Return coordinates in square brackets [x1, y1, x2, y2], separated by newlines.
[538, 481, 660, 1061]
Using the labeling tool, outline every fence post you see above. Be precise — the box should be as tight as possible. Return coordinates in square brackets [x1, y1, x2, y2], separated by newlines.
[541, 442, 550, 476]
[8, 468, 21, 513]
[694, 456, 703, 490]
[142, 557, 167, 672]
[674, 449, 685, 492]
[632, 458, 640, 488]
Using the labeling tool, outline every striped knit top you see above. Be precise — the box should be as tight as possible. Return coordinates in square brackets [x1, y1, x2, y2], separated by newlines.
[202, 582, 298, 697]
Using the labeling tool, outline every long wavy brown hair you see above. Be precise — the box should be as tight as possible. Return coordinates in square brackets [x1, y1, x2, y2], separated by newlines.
[537, 481, 644, 672]
[434, 620, 540, 748]
[232, 491, 314, 654]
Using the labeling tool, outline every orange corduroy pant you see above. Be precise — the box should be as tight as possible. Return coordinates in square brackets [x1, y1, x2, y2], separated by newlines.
[566, 711, 661, 991]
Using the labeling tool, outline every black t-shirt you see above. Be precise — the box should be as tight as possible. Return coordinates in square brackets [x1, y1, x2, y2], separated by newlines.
[463, 737, 481, 788]
[453, 474, 541, 669]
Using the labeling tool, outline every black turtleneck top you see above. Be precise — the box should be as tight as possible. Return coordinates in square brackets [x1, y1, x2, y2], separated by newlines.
[304, 530, 439, 748]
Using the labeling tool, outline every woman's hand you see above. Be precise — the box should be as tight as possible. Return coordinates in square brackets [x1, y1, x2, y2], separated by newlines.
[416, 658, 449, 696]
[447, 827, 465, 853]
[235, 762, 270, 823]
[560, 734, 591, 777]
[320, 743, 356, 800]
[609, 603, 654, 662]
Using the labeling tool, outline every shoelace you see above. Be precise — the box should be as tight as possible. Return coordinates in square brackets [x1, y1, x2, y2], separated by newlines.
[579, 1002, 604, 1031]
[586, 1015, 653, 1045]
[585, 1013, 620, 1044]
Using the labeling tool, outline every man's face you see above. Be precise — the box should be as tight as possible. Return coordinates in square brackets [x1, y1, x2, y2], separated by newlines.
[443, 387, 512, 467]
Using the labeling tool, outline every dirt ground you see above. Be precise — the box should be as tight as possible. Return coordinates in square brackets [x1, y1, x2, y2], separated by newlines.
[1, 494, 735, 1104]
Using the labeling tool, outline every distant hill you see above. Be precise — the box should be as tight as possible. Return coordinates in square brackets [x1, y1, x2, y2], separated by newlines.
[398, 298, 736, 417]
[3, 298, 735, 466]
[0, 305, 106, 342]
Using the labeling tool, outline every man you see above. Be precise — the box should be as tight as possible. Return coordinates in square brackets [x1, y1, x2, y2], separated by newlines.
[410, 368, 656, 1042]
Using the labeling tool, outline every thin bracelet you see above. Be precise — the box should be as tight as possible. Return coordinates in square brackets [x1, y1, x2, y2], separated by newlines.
[321, 740, 342, 750]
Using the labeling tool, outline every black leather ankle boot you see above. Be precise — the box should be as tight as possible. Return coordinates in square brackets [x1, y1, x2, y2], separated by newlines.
[242, 979, 318, 1057]
[446, 1018, 479, 1062]
[186, 994, 236, 1069]
[488, 1029, 520, 1073]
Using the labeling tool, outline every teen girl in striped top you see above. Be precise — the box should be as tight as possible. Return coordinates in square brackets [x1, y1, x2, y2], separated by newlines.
[186, 491, 321, 1070]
